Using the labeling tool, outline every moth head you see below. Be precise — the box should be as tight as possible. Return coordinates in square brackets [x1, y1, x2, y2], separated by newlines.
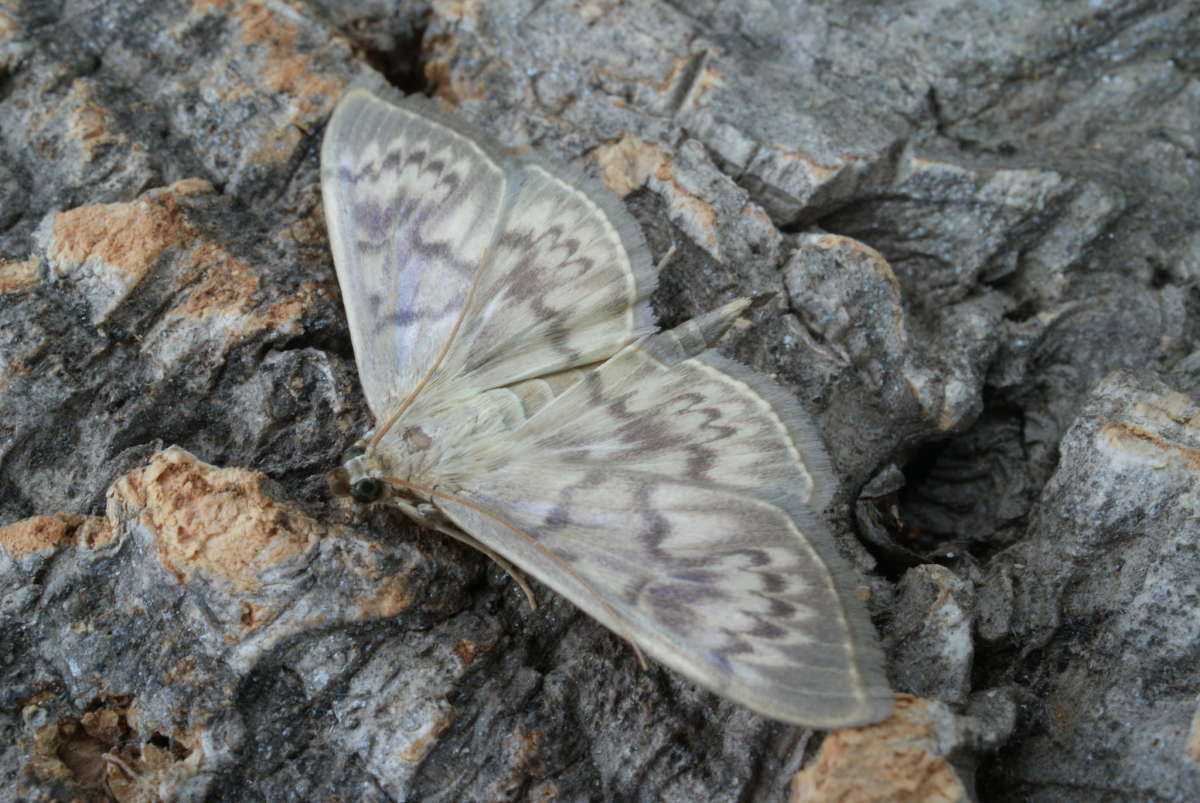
[327, 426, 437, 505]
[326, 442, 385, 504]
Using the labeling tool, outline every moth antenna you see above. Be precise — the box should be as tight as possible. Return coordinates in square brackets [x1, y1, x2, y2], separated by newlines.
[380, 476, 649, 670]
[371, 247, 491, 448]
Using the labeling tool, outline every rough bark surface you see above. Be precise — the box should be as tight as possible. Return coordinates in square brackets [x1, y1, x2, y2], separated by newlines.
[1, 0, 1197, 800]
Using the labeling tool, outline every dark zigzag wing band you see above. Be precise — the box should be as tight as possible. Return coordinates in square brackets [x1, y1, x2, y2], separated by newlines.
[322, 87, 507, 416]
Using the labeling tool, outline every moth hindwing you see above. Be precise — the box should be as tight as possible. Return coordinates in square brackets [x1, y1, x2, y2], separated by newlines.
[320, 85, 892, 727]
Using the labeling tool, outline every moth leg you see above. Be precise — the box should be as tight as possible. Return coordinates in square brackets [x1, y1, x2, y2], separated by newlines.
[408, 502, 539, 610]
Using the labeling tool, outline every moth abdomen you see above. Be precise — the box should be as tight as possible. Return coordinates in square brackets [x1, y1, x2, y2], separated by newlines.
[652, 297, 752, 364]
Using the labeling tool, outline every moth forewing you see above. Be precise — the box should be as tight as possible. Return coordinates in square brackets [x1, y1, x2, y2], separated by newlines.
[321, 84, 892, 728]
[320, 87, 509, 418]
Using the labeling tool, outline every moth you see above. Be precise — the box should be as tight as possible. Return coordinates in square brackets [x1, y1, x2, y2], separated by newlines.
[320, 85, 891, 728]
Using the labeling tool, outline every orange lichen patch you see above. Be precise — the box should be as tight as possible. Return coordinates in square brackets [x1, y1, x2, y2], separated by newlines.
[23, 696, 200, 803]
[64, 79, 122, 158]
[249, 279, 312, 333]
[23, 78, 125, 163]
[160, 656, 203, 691]
[423, 37, 458, 103]
[0, 513, 113, 558]
[0, 258, 37, 293]
[650, 170, 718, 255]
[594, 134, 669, 197]
[48, 181, 202, 277]
[46, 176, 310, 337]
[112, 447, 320, 594]
[789, 695, 967, 803]
[228, 2, 342, 115]
[26, 701, 132, 791]
[4, 513, 71, 554]
[592, 134, 721, 258]
[173, 242, 258, 319]
[166, 237, 312, 342]
[354, 572, 417, 619]
[1099, 422, 1200, 472]
[193, 0, 342, 118]
[103, 737, 201, 803]
[398, 706, 456, 763]
[422, 4, 517, 105]
[44, 179, 215, 321]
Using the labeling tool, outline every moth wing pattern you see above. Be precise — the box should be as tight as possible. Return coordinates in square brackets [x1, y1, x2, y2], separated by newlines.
[323, 87, 658, 415]
[323, 86, 892, 728]
[440, 157, 658, 390]
[321, 87, 509, 417]
[433, 320, 891, 727]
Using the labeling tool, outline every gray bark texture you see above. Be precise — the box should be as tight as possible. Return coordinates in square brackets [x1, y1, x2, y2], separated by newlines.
[1, 0, 1198, 800]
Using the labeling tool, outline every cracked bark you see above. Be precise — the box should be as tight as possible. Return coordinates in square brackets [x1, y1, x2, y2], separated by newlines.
[2, 1, 1198, 800]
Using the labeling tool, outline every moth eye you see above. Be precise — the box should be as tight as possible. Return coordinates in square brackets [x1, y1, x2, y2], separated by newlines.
[350, 477, 383, 503]
[341, 444, 366, 464]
